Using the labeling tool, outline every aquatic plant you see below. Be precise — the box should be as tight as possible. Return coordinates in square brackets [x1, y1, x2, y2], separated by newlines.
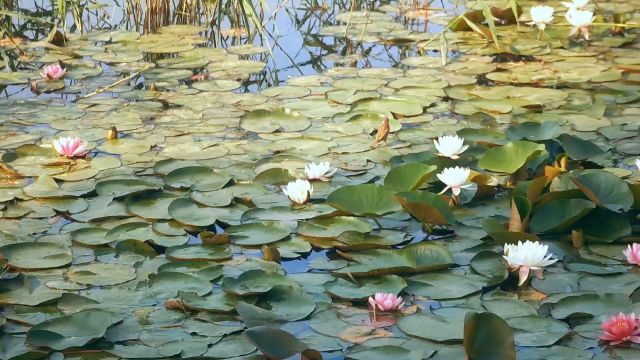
[433, 134, 468, 159]
[503, 240, 558, 286]
[623, 244, 640, 265]
[528, 5, 554, 31]
[600, 313, 640, 346]
[40, 64, 66, 80]
[436, 166, 472, 196]
[282, 179, 313, 204]
[566, 8, 594, 40]
[304, 161, 336, 181]
[52, 136, 88, 157]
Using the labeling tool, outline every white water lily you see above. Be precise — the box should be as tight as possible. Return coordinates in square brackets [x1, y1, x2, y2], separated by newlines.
[562, 0, 590, 10]
[635, 159, 640, 171]
[436, 166, 472, 196]
[529, 6, 555, 31]
[433, 135, 468, 159]
[566, 9, 594, 40]
[305, 162, 337, 181]
[503, 240, 558, 286]
[282, 179, 313, 205]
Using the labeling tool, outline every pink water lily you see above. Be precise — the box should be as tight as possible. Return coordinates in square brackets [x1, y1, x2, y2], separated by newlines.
[623, 243, 640, 265]
[52, 137, 88, 158]
[40, 64, 66, 80]
[368, 292, 404, 321]
[600, 313, 640, 345]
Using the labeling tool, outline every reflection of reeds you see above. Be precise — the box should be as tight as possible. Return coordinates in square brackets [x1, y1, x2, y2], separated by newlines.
[122, 0, 268, 37]
[144, 0, 171, 33]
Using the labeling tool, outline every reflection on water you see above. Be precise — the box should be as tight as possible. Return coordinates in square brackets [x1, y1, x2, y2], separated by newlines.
[2, 0, 451, 97]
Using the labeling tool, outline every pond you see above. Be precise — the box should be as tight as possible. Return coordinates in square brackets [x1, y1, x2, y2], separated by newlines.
[1, 0, 640, 359]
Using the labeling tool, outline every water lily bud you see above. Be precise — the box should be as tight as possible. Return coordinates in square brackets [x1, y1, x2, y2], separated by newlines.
[106, 125, 118, 140]
[262, 244, 281, 263]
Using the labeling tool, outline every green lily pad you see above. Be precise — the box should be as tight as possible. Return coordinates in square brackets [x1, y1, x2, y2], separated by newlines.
[297, 216, 372, 238]
[334, 242, 453, 277]
[28, 309, 123, 350]
[96, 179, 159, 198]
[125, 191, 180, 220]
[478, 141, 547, 174]
[464, 312, 515, 360]
[395, 191, 454, 226]
[222, 269, 298, 296]
[571, 170, 634, 212]
[507, 316, 570, 347]
[557, 134, 605, 161]
[227, 221, 291, 245]
[398, 310, 465, 342]
[550, 293, 631, 319]
[243, 326, 312, 359]
[529, 199, 595, 233]
[469, 251, 508, 285]
[506, 122, 559, 141]
[327, 184, 402, 217]
[164, 166, 231, 191]
[168, 198, 217, 226]
[383, 163, 437, 192]
[147, 272, 212, 298]
[166, 244, 232, 261]
[67, 263, 137, 286]
[240, 109, 311, 133]
[0, 242, 71, 270]
[407, 272, 483, 300]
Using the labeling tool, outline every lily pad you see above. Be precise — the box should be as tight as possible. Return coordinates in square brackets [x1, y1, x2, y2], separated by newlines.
[28, 309, 123, 350]
[327, 184, 401, 217]
[240, 109, 311, 133]
[227, 221, 291, 245]
[0, 242, 71, 270]
[478, 141, 547, 174]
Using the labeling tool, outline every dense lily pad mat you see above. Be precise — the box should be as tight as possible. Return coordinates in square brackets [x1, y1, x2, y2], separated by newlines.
[1, 1, 640, 359]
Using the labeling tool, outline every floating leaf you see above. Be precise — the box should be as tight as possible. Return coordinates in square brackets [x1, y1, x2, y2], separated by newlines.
[529, 199, 595, 233]
[334, 242, 452, 277]
[244, 326, 313, 359]
[478, 141, 547, 174]
[464, 312, 515, 360]
[28, 309, 123, 350]
[395, 191, 454, 226]
[327, 184, 401, 217]
[383, 163, 437, 192]
[227, 221, 291, 245]
[0, 242, 71, 270]
[571, 170, 634, 212]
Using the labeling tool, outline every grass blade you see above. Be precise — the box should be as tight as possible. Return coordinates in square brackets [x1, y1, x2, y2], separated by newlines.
[479, 0, 500, 49]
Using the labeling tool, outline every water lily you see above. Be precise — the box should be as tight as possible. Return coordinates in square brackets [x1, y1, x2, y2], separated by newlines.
[433, 135, 468, 159]
[562, 0, 590, 10]
[282, 179, 313, 205]
[600, 313, 640, 345]
[528, 6, 555, 31]
[566, 9, 594, 40]
[368, 293, 404, 312]
[52, 136, 89, 158]
[503, 240, 558, 286]
[436, 166, 472, 196]
[40, 64, 66, 80]
[623, 243, 640, 265]
[635, 159, 640, 171]
[305, 162, 336, 181]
